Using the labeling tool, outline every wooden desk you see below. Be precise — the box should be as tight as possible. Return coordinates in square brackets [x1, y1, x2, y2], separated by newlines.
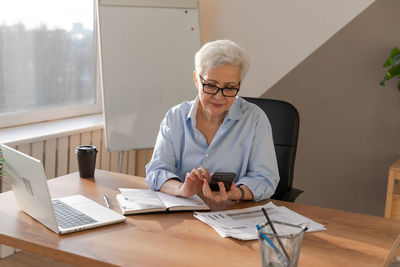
[0, 170, 399, 267]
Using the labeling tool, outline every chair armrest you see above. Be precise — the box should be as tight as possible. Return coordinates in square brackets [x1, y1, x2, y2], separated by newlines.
[279, 188, 304, 202]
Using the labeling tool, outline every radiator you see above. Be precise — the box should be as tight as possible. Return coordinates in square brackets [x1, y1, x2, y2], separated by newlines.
[0, 129, 153, 192]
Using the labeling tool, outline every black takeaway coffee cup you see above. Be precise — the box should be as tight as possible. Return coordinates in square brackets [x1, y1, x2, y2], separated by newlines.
[75, 145, 98, 178]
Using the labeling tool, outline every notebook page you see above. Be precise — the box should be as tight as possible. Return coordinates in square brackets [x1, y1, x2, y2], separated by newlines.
[119, 188, 165, 209]
[156, 192, 208, 209]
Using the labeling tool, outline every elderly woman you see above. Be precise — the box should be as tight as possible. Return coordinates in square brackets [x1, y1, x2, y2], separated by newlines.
[145, 40, 279, 202]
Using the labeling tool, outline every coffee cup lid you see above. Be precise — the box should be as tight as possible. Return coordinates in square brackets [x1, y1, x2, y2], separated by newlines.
[76, 145, 98, 154]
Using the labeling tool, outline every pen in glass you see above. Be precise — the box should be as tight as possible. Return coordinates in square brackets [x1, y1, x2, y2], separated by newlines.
[261, 207, 291, 264]
[103, 194, 111, 208]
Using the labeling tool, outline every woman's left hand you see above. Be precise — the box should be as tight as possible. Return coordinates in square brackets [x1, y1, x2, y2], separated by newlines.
[202, 179, 236, 202]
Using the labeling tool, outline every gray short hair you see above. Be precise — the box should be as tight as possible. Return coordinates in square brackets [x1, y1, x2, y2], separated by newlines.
[194, 40, 249, 81]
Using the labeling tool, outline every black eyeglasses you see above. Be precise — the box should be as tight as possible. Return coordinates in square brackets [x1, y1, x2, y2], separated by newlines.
[199, 75, 240, 97]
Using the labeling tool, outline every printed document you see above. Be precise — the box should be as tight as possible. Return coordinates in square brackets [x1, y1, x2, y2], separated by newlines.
[194, 202, 326, 240]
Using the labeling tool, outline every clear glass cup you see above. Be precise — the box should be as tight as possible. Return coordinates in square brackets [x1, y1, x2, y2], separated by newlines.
[257, 221, 306, 267]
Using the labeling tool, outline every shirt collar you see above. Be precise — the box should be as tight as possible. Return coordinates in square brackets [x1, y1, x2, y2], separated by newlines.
[225, 97, 243, 121]
[187, 96, 244, 121]
[187, 96, 200, 121]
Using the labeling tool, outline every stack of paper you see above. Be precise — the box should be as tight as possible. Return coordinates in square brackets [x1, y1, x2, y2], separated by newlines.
[194, 202, 326, 240]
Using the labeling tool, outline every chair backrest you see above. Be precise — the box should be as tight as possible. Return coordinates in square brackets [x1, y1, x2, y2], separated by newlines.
[242, 97, 300, 201]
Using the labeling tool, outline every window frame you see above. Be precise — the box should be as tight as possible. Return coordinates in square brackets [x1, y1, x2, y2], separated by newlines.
[0, 0, 102, 129]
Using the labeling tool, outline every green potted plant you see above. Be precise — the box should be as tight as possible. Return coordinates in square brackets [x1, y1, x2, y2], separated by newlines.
[380, 46, 400, 91]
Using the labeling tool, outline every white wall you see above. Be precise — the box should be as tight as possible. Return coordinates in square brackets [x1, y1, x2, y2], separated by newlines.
[205, 0, 375, 97]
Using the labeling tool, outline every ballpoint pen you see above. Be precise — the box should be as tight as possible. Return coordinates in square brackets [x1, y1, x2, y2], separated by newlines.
[103, 194, 111, 208]
[262, 207, 291, 264]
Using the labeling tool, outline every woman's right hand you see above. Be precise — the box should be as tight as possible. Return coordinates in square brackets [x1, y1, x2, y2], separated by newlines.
[178, 166, 211, 197]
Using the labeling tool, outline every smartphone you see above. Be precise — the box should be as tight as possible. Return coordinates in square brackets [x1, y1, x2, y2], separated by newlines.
[209, 172, 236, 191]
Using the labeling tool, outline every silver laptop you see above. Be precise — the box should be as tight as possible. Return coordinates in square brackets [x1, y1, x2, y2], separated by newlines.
[1, 144, 126, 234]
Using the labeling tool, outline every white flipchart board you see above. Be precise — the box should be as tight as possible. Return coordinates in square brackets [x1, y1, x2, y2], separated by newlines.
[97, 0, 200, 151]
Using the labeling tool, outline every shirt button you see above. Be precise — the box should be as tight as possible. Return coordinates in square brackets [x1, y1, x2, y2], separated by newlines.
[205, 154, 208, 158]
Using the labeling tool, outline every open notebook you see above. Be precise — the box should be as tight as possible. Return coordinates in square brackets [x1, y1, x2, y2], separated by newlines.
[116, 188, 210, 215]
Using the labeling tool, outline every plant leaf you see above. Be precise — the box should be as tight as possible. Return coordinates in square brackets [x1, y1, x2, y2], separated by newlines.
[390, 46, 400, 58]
[383, 47, 400, 68]
[393, 54, 400, 66]
[383, 58, 392, 68]
[385, 65, 400, 80]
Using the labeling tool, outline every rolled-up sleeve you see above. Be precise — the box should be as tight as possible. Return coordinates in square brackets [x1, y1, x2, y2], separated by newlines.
[236, 117, 280, 202]
[145, 113, 181, 191]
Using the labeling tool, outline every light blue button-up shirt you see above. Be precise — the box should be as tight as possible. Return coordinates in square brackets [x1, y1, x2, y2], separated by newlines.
[145, 97, 280, 201]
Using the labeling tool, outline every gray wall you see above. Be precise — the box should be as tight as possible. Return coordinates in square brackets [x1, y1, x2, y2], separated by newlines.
[264, 0, 400, 216]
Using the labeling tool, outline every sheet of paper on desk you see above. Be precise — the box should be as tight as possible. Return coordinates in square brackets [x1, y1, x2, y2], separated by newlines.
[194, 202, 326, 240]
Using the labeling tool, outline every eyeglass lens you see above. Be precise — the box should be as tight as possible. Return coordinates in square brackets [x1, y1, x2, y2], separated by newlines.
[203, 85, 238, 96]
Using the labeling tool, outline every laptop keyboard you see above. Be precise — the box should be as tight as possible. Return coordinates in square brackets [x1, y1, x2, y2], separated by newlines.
[53, 199, 97, 229]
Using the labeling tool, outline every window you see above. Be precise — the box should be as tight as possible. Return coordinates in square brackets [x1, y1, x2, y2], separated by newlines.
[0, 0, 100, 128]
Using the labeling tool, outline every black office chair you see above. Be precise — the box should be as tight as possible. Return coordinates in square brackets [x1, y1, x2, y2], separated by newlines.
[242, 97, 303, 202]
